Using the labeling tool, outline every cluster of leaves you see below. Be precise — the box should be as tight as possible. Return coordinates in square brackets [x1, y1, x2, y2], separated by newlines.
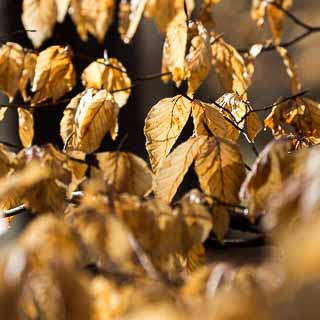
[1, 0, 320, 319]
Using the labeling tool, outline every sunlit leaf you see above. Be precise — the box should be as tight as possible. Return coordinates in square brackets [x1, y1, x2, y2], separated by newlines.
[118, 0, 148, 44]
[144, 95, 192, 172]
[22, 0, 58, 48]
[17, 108, 34, 148]
[0, 42, 25, 101]
[82, 57, 131, 107]
[61, 89, 119, 153]
[31, 45, 76, 105]
[195, 136, 246, 204]
[93, 151, 153, 196]
[154, 135, 207, 202]
[70, 0, 115, 43]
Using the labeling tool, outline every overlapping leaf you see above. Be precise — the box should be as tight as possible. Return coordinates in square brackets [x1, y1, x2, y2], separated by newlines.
[93, 151, 153, 196]
[61, 89, 119, 153]
[144, 95, 192, 172]
[70, 0, 115, 43]
[82, 56, 131, 107]
[31, 45, 76, 105]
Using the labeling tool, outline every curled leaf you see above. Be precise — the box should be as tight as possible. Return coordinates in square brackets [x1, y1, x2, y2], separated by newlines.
[31, 46, 76, 105]
[82, 57, 131, 107]
[61, 89, 120, 153]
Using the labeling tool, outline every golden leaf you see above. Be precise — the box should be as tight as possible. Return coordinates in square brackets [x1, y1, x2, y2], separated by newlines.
[0, 143, 16, 178]
[19, 214, 80, 267]
[240, 139, 292, 219]
[211, 37, 252, 95]
[276, 46, 301, 94]
[144, 95, 192, 172]
[66, 203, 135, 272]
[19, 52, 37, 102]
[118, 0, 148, 44]
[0, 42, 25, 101]
[267, 0, 292, 43]
[154, 135, 207, 202]
[251, 0, 292, 42]
[22, 0, 58, 48]
[81, 57, 131, 107]
[93, 151, 153, 196]
[0, 107, 8, 121]
[186, 244, 206, 273]
[265, 97, 320, 140]
[185, 22, 212, 96]
[191, 100, 227, 137]
[16, 145, 72, 213]
[17, 108, 34, 148]
[215, 93, 249, 141]
[31, 46, 76, 105]
[70, 0, 115, 43]
[195, 136, 246, 204]
[55, 0, 71, 23]
[211, 204, 230, 241]
[145, 0, 195, 34]
[161, 12, 188, 86]
[247, 111, 263, 142]
[61, 89, 119, 153]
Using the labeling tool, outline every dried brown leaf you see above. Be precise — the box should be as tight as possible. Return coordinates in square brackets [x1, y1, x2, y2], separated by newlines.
[211, 37, 252, 95]
[276, 46, 301, 94]
[240, 139, 293, 219]
[82, 57, 131, 107]
[31, 46, 76, 105]
[19, 52, 37, 102]
[0, 42, 25, 101]
[191, 100, 227, 137]
[154, 135, 207, 202]
[145, 0, 195, 34]
[144, 95, 192, 172]
[94, 151, 153, 196]
[22, 0, 58, 48]
[70, 0, 115, 43]
[247, 111, 263, 142]
[161, 12, 188, 86]
[195, 136, 246, 204]
[118, 0, 148, 44]
[17, 108, 34, 148]
[185, 22, 212, 96]
[61, 89, 119, 153]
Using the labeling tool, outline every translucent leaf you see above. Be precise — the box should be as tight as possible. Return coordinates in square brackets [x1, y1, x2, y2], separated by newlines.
[195, 136, 246, 204]
[70, 0, 115, 43]
[61, 89, 119, 153]
[82, 57, 131, 107]
[17, 108, 34, 148]
[22, 0, 58, 48]
[154, 135, 207, 202]
[118, 0, 148, 44]
[94, 151, 153, 196]
[144, 95, 192, 172]
[31, 46, 76, 105]
[0, 42, 25, 101]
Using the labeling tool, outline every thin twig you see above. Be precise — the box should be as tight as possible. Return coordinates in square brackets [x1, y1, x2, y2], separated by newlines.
[237, 89, 309, 124]
[239, 1, 320, 53]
